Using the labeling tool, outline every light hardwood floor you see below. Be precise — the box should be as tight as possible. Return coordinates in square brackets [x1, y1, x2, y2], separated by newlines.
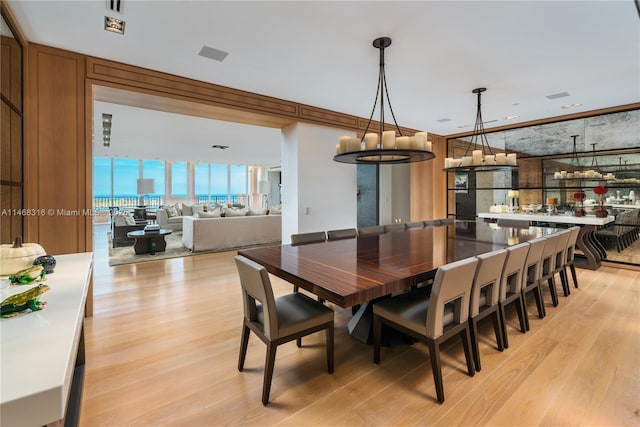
[82, 227, 640, 426]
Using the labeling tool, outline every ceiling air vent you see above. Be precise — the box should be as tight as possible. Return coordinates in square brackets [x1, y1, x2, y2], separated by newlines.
[199, 45, 229, 62]
[546, 92, 570, 99]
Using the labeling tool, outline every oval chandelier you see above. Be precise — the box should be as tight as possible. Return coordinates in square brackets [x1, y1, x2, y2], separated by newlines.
[333, 37, 436, 164]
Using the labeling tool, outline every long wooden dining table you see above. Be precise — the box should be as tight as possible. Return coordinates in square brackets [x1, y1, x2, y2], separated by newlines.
[238, 220, 558, 342]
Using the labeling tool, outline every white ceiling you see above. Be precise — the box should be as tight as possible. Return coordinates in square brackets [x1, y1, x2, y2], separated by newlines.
[7, 0, 640, 165]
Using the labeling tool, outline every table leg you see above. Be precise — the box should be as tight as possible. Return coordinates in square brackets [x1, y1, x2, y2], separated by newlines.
[575, 225, 606, 270]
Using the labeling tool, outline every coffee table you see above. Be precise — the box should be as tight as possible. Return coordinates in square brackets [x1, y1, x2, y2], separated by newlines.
[126, 229, 172, 255]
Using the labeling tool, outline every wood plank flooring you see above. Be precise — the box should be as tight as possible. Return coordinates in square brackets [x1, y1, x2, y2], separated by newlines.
[81, 227, 640, 426]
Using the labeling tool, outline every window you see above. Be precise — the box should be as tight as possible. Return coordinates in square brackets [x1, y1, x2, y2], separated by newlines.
[113, 158, 138, 196]
[230, 165, 247, 196]
[194, 163, 209, 203]
[171, 162, 187, 197]
[211, 164, 228, 203]
[143, 160, 165, 197]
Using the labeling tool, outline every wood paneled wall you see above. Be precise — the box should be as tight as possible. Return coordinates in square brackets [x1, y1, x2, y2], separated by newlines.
[410, 134, 447, 220]
[24, 44, 88, 254]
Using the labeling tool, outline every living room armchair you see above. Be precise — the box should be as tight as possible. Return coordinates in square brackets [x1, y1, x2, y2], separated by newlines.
[112, 214, 147, 247]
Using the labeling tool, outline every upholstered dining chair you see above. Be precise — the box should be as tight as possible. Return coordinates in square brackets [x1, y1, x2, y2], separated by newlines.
[538, 233, 562, 307]
[383, 223, 406, 233]
[372, 257, 478, 403]
[438, 218, 455, 225]
[235, 255, 335, 405]
[498, 243, 529, 349]
[291, 231, 326, 245]
[405, 221, 425, 229]
[358, 225, 385, 236]
[551, 229, 572, 298]
[327, 228, 357, 240]
[469, 249, 508, 371]
[564, 226, 581, 289]
[520, 237, 547, 331]
[424, 219, 442, 227]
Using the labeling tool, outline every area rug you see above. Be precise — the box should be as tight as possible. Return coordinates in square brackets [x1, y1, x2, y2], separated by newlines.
[108, 231, 193, 266]
[107, 231, 280, 266]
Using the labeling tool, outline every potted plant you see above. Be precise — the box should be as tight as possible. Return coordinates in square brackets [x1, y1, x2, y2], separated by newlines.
[593, 185, 608, 218]
[573, 191, 586, 217]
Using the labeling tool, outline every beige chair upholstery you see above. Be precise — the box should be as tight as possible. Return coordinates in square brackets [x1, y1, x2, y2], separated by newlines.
[521, 237, 547, 331]
[383, 223, 406, 233]
[469, 249, 508, 371]
[497, 218, 530, 228]
[564, 226, 581, 288]
[498, 243, 529, 348]
[539, 233, 562, 307]
[235, 255, 334, 405]
[291, 231, 326, 245]
[405, 221, 425, 229]
[358, 225, 385, 236]
[439, 218, 455, 225]
[327, 228, 357, 240]
[424, 219, 442, 227]
[372, 257, 478, 403]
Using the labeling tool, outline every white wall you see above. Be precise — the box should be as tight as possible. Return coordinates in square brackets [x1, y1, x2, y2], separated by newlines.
[281, 123, 357, 243]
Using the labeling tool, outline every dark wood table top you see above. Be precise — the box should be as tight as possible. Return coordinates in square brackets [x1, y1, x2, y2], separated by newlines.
[127, 229, 172, 238]
[238, 221, 557, 308]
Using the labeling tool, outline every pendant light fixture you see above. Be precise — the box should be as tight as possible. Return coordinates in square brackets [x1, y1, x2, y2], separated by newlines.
[444, 88, 518, 171]
[333, 37, 435, 164]
[553, 136, 615, 181]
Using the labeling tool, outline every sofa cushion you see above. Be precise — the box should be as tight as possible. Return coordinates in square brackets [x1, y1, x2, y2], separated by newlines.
[123, 211, 136, 225]
[164, 205, 179, 218]
[269, 206, 282, 215]
[181, 204, 194, 216]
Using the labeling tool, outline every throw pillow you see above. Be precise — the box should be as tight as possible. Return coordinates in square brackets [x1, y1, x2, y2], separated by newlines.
[223, 206, 248, 217]
[165, 205, 179, 218]
[181, 204, 193, 216]
[192, 204, 204, 215]
[247, 208, 268, 216]
[269, 206, 282, 215]
[123, 211, 136, 225]
[198, 209, 221, 218]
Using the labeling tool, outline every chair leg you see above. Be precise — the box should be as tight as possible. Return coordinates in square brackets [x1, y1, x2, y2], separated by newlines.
[296, 338, 302, 347]
[521, 292, 531, 332]
[262, 343, 277, 405]
[570, 264, 579, 288]
[460, 327, 475, 377]
[515, 297, 527, 334]
[498, 302, 509, 349]
[559, 269, 570, 296]
[548, 277, 559, 307]
[427, 340, 445, 403]
[326, 325, 334, 374]
[534, 285, 546, 319]
[469, 318, 481, 372]
[238, 324, 250, 371]
[373, 315, 382, 364]
[491, 310, 505, 351]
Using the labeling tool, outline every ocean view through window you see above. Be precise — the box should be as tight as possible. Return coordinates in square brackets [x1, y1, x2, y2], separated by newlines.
[93, 158, 250, 210]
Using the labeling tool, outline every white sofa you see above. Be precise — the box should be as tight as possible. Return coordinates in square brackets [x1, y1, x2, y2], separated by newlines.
[156, 208, 186, 231]
[182, 215, 281, 252]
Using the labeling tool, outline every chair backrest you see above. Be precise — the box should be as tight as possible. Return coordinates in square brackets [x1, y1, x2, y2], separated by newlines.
[235, 255, 278, 339]
[383, 223, 406, 233]
[554, 229, 572, 270]
[405, 221, 425, 229]
[523, 237, 546, 288]
[439, 218, 455, 225]
[497, 218, 530, 228]
[470, 249, 508, 317]
[291, 231, 326, 245]
[566, 226, 580, 263]
[357, 225, 385, 236]
[426, 257, 479, 339]
[540, 233, 561, 276]
[424, 219, 442, 227]
[327, 228, 357, 241]
[500, 243, 530, 301]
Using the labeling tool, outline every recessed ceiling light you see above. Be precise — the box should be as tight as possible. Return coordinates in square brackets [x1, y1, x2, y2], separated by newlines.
[504, 115, 520, 120]
[457, 124, 471, 128]
[211, 145, 229, 149]
[104, 16, 125, 35]
[561, 103, 583, 109]
[436, 118, 452, 123]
